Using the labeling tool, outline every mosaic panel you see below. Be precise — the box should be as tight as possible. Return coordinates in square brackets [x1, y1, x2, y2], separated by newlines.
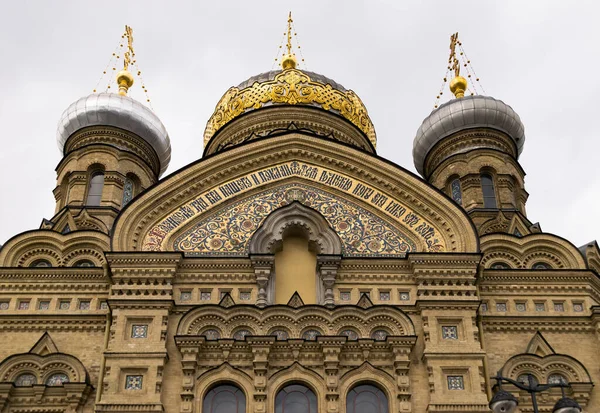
[399, 292, 410, 301]
[132, 325, 148, 338]
[201, 329, 220, 340]
[535, 302, 546, 312]
[554, 302, 564, 312]
[270, 330, 289, 340]
[516, 302, 526, 312]
[442, 326, 458, 340]
[340, 291, 351, 301]
[125, 375, 143, 390]
[18, 301, 29, 310]
[340, 330, 359, 340]
[59, 300, 70, 310]
[573, 303, 584, 312]
[233, 329, 251, 340]
[379, 291, 390, 301]
[371, 330, 389, 341]
[447, 376, 464, 390]
[496, 303, 507, 312]
[39, 301, 50, 310]
[200, 291, 211, 301]
[79, 300, 91, 310]
[302, 329, 321, 340]
[173, 184, 417, 257]
[15, 373, 37, 386]
[46, 373, 69, 386]
[0, 301, 8, 310]
[239, 291, 251, 300]
[548, 374, 567, 385]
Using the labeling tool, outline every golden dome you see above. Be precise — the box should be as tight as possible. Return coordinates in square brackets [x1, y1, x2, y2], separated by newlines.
[203, 67, 376, 148]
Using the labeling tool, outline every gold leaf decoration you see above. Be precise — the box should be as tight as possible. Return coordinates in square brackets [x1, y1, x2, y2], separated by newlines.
[203, 69, 376, 147]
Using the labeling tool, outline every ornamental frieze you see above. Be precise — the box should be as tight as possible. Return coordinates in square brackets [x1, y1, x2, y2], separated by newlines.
[142, 161, 445, 253]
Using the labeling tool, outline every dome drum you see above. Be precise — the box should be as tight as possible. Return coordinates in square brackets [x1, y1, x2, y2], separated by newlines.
[56, 93, 172, 176]
[203, 105, 376, 156]
[63, 125, 162, 176]
[423, 127, 519, 179]
[413, 95, 525, 177]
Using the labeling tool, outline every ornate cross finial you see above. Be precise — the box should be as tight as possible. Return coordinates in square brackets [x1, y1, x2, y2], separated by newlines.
[286, 12, 293, 56]
[448, 32, 467, 99]
[117, 25, 134, 96]
[123, 25, 134, 71]
[280, 12, 297, 70]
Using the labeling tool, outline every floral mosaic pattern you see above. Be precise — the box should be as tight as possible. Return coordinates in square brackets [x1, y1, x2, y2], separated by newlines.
[174, 184, 416, 257]
[371, 330, 389, 341]
[201, 329, 221, 340]
[270, 330, 289, 340]
[15, 373, 37, 386]
[233, 329, 251, 340]
[46, 373, 69, 386]
[302, 329, 322, 340]
[340, 330, 359, 340]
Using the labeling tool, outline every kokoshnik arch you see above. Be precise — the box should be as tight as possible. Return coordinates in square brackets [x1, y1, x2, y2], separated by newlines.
[0, 17, 598, 413]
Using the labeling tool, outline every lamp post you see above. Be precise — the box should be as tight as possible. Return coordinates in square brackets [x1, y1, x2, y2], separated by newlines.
[489, 371, 582, 413]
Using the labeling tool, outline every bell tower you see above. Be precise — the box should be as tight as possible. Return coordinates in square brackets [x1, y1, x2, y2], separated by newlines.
[413, 33, 529, 235]
[48, 26, 171, 234]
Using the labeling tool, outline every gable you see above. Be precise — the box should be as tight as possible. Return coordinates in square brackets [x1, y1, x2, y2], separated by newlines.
[112, 134, 478, 254]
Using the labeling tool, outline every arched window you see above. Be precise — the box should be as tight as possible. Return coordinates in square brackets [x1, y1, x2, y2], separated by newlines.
[203, 384, 246, 413]
[302, 329, 322, 340]
[275, 384, 317, 413]
[46, 373, 70, 386]
[15, 373, 37, 386]
[30, 259, 51, 268]
[480, 173, 497, 209]
[371, 330, 389, 341]
[491, 262, 510, 269]
[74, 260, 95, 267]
[86, 172, 104, 206]
[517, 374, 538, 386]
[346, 384, 388, 413]
[450, 179, 462, 205]
[122, 175, 137, 207]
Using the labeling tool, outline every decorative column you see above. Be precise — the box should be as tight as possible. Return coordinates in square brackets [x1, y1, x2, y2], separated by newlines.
[250, 255, 274, 307]
[318, 337, 345, 413]
[317, 255, 341, 306]
[248, 337, 275, 413]
[174, 337, 203, 413]
[96, 252, 181, 413]
[388, 337, 417, 412]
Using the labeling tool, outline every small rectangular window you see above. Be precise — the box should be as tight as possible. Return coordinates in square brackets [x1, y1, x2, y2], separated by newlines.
[481, 174, 497, 209]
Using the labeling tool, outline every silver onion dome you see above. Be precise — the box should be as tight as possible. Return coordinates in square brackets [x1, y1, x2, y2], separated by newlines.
[56, 93, 171, 176]
[413, 95, 525, 176]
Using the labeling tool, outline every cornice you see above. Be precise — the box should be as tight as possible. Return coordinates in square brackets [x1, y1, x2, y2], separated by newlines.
[0, 314, 107, 332]
[481, 316, 594, 332]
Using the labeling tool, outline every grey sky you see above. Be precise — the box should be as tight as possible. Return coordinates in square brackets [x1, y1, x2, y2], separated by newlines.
[0, 0, 598, 248]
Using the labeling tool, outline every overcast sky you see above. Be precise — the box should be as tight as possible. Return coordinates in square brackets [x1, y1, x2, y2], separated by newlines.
[0, 0, 598, 249]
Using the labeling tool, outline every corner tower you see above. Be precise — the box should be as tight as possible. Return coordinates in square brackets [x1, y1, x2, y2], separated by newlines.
[413, 33, 529, 235]
[48, 26, 171, 234]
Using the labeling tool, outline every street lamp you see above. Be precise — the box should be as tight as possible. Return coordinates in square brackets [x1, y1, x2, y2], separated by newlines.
[489, 372, 582, 413]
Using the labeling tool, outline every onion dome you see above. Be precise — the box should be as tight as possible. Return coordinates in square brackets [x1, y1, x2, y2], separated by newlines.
[413, 95, 525, 176]
[56, 92, 171, 175]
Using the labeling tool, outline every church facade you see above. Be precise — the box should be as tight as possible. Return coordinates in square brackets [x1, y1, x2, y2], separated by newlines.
[0, 26, 598, 413]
